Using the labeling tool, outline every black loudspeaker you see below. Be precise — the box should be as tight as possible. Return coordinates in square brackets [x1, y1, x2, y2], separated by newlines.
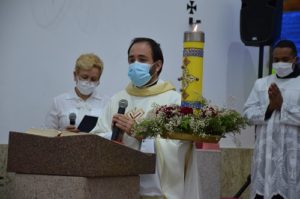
[240, 0, 283, 46]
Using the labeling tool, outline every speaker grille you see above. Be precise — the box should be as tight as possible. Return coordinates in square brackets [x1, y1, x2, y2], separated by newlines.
[240, 0, 283, 46]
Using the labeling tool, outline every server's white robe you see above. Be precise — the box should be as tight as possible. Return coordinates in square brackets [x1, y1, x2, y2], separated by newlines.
[243, 74, 300, 199]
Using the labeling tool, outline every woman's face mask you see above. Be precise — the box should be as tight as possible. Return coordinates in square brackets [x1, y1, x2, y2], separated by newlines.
[128, 61, 153, 87]
[76, 78, 99, 95]
[272, 62, 294, 77]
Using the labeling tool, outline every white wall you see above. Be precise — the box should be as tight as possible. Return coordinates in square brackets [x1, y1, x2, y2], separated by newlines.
[0, 0, 261, 147]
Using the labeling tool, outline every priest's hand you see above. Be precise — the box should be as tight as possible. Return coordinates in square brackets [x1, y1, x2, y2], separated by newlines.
[112, 114, 135, 135]
[268, 83, 283, 111]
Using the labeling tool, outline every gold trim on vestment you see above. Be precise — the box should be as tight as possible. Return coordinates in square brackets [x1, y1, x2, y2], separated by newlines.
[126, 81, 176, 97]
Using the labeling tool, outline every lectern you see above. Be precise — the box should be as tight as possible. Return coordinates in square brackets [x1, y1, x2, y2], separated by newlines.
[7, 131, 156, 199]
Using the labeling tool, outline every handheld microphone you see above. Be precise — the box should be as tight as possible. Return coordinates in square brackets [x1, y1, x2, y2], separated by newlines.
[111, 99, 128, 141]
[69, 113, 76, 125]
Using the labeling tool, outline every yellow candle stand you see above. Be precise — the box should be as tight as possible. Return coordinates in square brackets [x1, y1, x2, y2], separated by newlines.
[180, 30, 205, 108]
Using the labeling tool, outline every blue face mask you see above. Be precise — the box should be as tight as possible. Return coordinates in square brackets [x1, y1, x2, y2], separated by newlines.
[128, 61, 152, 87]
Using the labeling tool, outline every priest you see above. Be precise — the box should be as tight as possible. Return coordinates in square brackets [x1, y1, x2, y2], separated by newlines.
[91, 37, 198, 199]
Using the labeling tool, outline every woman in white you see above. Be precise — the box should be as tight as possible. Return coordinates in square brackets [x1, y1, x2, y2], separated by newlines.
[45, 53, 110, 132]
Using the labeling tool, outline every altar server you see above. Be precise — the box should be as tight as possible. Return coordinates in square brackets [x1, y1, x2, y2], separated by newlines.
[244, 40, 300, 199]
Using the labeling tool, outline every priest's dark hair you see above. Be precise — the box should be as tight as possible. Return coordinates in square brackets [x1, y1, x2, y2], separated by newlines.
[274, 39, 298, 57]
[127, 37, 164, 75]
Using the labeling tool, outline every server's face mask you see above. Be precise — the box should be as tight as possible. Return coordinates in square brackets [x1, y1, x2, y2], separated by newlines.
[272, 62, 294, 77]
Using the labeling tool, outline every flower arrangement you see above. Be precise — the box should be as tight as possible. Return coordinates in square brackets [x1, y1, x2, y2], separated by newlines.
[132, 100, 248, 142]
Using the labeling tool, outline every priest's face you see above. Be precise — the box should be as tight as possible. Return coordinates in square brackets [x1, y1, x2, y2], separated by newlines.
[128, 41, 162, 85]
[128, 41, 154, 65]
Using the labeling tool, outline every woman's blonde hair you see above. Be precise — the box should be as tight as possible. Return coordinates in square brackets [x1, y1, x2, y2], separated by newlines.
[75, 53, 104, 73]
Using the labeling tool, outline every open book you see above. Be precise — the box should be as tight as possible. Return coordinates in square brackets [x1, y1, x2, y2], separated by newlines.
[26, 128, 89, 137]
